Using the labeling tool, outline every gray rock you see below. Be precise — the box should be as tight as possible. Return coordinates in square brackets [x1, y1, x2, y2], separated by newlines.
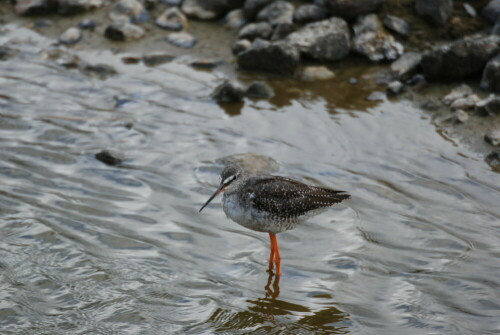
[59, 27, 82, 44]
[58, 0, 103, 15]
[109, 0, 148, 23]
[415, 0, 452, 25]
[156, 7, 187, 31]
[95, 150, 123, 166]
[299, 66, 335, 81]
[390, 52, 422, 81]
[445, 109, 469, 123]
[270, 22, 295, 41]
[450, 94, 480, 110]
[481, 53, 500, 92]
[475, 95, 500, 116]
[78, 18, 96, 30]
[324, 0, 384, 20]
[422, 35, 500, 80]
[286, 17, 350, 62]
[257, 1, 294, 26]
[244, 81, 274, 98]
[442, 84, 473, 105]
[181, 0, 245, 20]
[166, 31, 197, 48]
[142, 54, 175, 66]
[104, 22, 145, 41]
[189, 58, 224, 69]
[485, 149, 500, 169]
[485, 129, 500, 146]
[237, 41, 300, 75]
[463, 3, 476, 17]
[232, 39, 252, 55]
[212, 80, 245, 102]
[293, 4, 328, 24]
[225, 9, 246, 29]
[482, 0, 500, 23]
[79, 63, 118, 79]
[238, 22, 273, 40]
[14, 0, 103, 16]
[244, 0, 273, 21]
[348, 77, 358, 84]
[352, 14, 404, 62]
[383, 15, 409, 36]
[387, 80, 404, 95]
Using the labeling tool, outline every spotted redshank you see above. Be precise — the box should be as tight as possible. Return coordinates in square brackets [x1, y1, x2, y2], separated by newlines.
[199, 164, 350, 276]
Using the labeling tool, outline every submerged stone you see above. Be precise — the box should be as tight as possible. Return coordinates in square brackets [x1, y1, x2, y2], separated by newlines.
[166, 31, 197, 48]
[212, 80, 245, 102]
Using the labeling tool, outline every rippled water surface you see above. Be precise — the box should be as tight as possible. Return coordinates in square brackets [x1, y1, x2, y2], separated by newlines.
[1, 25, 499, 335]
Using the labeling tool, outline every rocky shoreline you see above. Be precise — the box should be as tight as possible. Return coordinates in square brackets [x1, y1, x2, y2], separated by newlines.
[2, 0, 500, 170]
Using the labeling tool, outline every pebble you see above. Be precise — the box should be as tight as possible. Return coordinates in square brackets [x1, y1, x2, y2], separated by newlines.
[485, 150, 500, 170]
[256, 0, 294, 25]
[445, 109, 469, 123]
[142, 54, 175, 66]
[79, 63, 118, 79]
[95, 150, 123, 166]
[78, 19, 97, 30]
[387, 80, 404, 95]
[155, 7, 187, 31]
[109, 0, 148, 23]
[293, 4, 328, 24]
[244, 81, 274, 98]
[485, 129, 500, 146]
[232, 39, 252, 55]
[450, 94, 480, 111]
[442, 84, 473, 105]
[299, 66, 335, 81]
[383, 15, 410, 36]
[238, 22, 272, 40]
[189, 58, 224, 69]
[166, 31, 197, 48]
[104, 22, 145, 41]
[212, 80, 245, 103]
[225, 9, 246, 29]
[59, 27, 82, 45]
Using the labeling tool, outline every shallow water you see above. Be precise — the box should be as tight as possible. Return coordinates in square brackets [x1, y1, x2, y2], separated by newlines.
[1, 25, 499, 335]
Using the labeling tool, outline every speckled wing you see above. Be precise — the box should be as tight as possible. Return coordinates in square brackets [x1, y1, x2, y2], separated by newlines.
[244, 176, 350, 219]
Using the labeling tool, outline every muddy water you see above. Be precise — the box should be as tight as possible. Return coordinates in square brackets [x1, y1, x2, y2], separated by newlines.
[1, 24, 499, 335]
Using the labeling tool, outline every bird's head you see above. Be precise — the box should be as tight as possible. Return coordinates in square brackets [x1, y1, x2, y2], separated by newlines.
[199, 164, 244, 212]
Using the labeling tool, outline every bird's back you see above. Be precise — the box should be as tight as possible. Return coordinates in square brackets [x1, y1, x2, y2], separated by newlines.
[223, 175, 350, 233]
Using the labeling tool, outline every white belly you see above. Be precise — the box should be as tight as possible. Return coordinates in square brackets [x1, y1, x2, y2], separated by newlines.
[222, 193, 297, 234]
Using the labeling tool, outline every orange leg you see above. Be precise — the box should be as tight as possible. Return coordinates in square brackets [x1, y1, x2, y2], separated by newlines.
[268, 233, 281, 277]
[267, 233, 275, 273]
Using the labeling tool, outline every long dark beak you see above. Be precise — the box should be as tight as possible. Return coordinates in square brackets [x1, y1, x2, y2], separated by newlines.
[199, 185, 225, 212]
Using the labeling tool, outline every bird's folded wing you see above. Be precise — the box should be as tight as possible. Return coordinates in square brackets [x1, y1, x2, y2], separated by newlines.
[245, 176, 350, 219]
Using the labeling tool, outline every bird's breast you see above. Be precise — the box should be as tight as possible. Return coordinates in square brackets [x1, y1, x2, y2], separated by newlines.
[222, 192, 297, 234]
